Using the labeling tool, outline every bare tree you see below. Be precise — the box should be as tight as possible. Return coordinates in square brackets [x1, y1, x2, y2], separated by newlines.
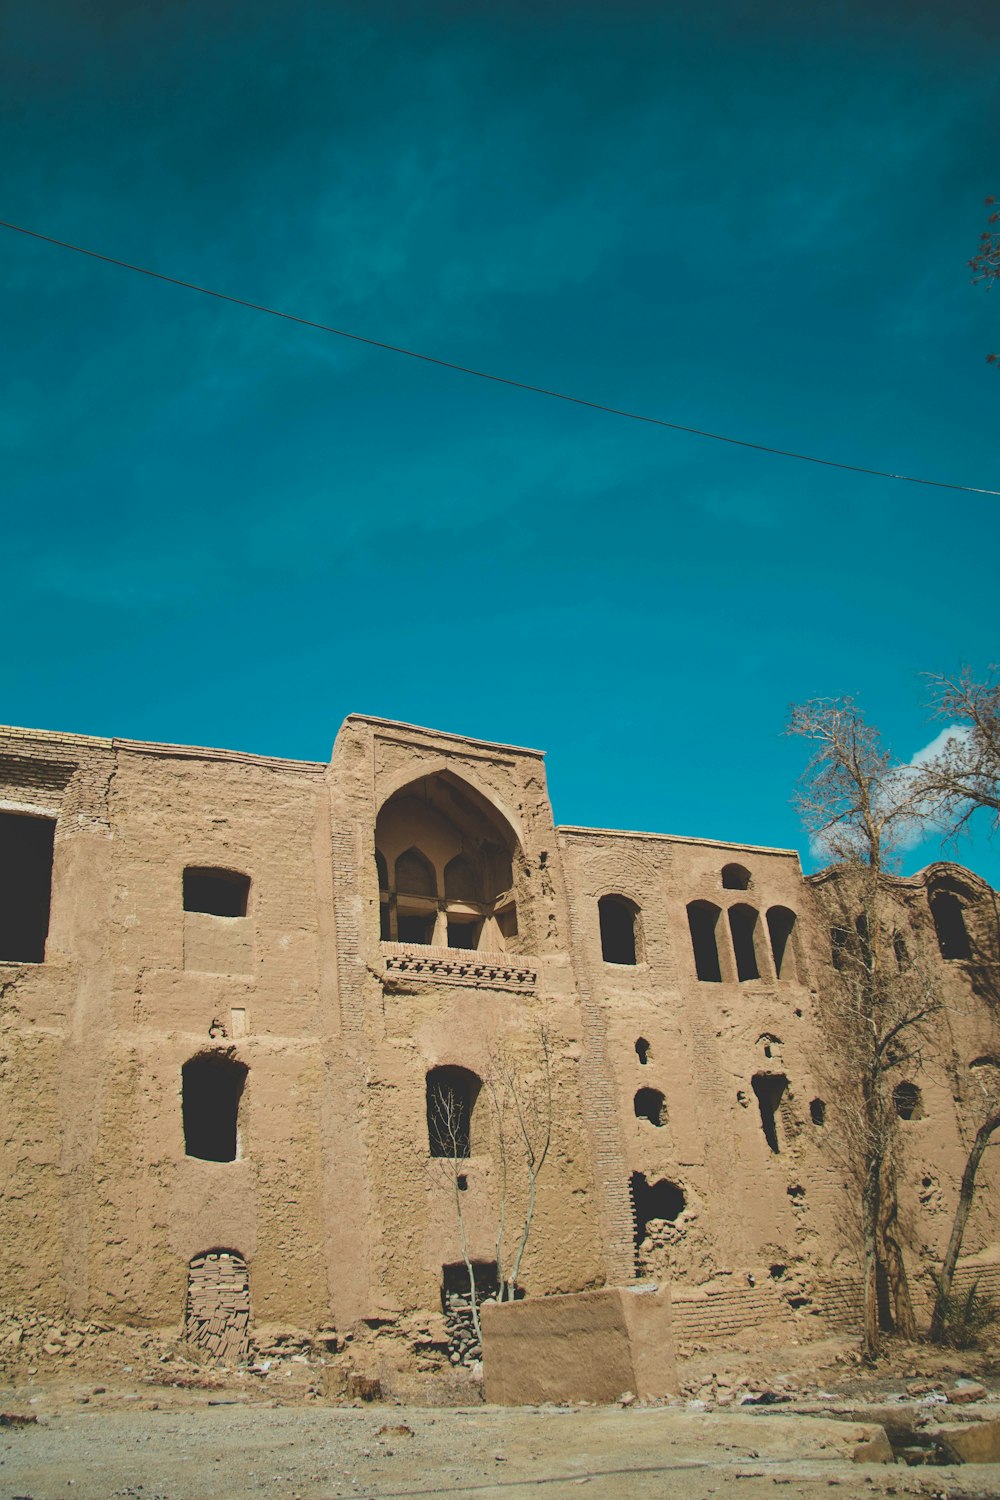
[428, 1025, 554, 1353]
[427, 1078, 487, 1346]
[483, 1024, 554, 1303]
[788, 698, 940, 1360]
[930, 1074, 1000, 1342]
[969, 195, 999, 367]
[915, 669, 1000, 837]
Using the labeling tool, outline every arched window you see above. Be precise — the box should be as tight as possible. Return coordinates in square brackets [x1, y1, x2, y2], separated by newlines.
[634, 1087, 665, 1126]
[721, 863, 751, 890]
[395, 848, 436, 897]
[687, 901, 722, 982]
[728, 903, 761, 982]
[0, 812, 55, 963]
[598, 895, 639, 965]
[766, 906, 798, 980]
[635, 1037, 651, 1065]
[444, 853, 480, 902]
[426, 1066, 482, 1158]
[183, 868, 250, 918]
[830, 926, 851, 970]
[182, 1053, 248, 1162]
[930, 889, 972, 961]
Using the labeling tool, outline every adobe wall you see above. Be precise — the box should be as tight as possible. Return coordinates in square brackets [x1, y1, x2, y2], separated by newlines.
[481, 1284, 676, 1404]
[1, 712, 998, 1362]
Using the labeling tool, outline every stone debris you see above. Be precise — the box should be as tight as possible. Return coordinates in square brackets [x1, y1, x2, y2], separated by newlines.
[946, 1381, 988, 1404]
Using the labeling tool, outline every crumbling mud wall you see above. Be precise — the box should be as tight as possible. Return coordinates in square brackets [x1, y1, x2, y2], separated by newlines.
[1, 713, 998, 1364]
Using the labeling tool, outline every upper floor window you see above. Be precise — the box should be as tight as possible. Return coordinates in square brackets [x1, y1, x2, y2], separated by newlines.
[687, 900, 722, 982]
[766, 906, 798, 980]
[183, 868, 250, 918]
[930, 889, 972, 961]
[0, 812, 55, 963]
[721, 863, 751, 890]
[728, 903, 762, 982]
[599, 894, 640, 965]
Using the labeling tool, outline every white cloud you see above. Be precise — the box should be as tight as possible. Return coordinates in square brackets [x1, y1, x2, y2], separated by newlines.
[808, 725, 972, 861]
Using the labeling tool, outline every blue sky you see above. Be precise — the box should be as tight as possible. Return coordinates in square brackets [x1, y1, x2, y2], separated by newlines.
[2, 1, 998, 881]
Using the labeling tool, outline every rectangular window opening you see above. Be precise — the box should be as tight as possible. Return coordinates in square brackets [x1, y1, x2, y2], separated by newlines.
[0, 813, 55, 963]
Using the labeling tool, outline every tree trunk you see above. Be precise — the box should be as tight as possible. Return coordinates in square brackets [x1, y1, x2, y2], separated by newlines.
[861, 1144, 882, 1362]
[880, 1164, 917, 1339]
[930, 1111, 1000, 1342]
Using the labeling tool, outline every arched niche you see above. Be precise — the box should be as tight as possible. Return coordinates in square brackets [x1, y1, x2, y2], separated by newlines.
[375, 771, 524, 952]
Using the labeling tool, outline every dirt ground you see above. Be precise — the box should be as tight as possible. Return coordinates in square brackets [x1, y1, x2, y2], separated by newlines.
[6, 1325, 1000, 1500]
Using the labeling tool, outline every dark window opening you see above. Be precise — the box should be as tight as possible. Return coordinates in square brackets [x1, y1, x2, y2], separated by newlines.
[635, 1037, 651, 1065]
[970, 1055, 1000, 1070]
[441, 1259, 499, 1307]
[427, 1066, 482, 1158]
[441, 1260, 503, 1362]
[0, 813, 55, 963]
[729, 904, 761, 982]
[599, 895, 638, 965]
[769, 1263, 786, 1279]
[379, 902, 392, 940]
[721, 863, 751, 890]
[182, 1053, 248, 1162]
[809, 1098, 826, 1126]
[766, 906, 797, 980]
[893, 1081, 924, 1121]
[751, 1072, 787, 1153]
[831, 926, 851, 970]
[634, 1087, 665, 1126]
[375, 850, 389, 892]
[893, 931, 910, 971]
[630, 1173, 686, 1248]
[447, 919, 480, 950]
[930, 890, 972, 961]
[397, 911, 435, 945]
[855, 913, 873, 971]
[183, 868, 250, 918]
[687, 901, 722, 982]
[395, 847, 437, 898]
[444, 853, 480, 902]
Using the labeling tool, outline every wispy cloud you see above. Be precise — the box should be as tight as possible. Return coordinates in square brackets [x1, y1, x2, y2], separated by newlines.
[808, 725, 972, 861]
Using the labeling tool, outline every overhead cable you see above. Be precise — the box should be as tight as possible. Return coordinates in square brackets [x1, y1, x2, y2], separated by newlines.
[1, 217, 997, 497]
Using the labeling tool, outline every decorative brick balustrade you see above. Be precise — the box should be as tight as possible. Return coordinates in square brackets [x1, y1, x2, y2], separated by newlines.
[380, 941, 537, 993]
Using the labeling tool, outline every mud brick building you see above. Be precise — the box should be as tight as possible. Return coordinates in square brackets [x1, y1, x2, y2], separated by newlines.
[1, 714, 998, 1358]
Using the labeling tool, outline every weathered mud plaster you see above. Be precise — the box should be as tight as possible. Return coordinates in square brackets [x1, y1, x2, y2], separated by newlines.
[482, 1283, 676, 1404]
[0, 716, 998, 1364]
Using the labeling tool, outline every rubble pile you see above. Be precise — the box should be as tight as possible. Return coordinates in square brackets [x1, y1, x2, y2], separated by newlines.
[442, 1286, 487, 1366]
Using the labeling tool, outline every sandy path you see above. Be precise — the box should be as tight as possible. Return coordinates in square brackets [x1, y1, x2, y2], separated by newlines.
[3, 1400, 993, 1500]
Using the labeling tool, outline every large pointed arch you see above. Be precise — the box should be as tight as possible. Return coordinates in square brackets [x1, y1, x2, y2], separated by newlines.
[375, 768, 525, 952]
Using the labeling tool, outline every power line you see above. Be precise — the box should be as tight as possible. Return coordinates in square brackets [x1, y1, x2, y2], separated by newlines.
[2, 216, 998, 498]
